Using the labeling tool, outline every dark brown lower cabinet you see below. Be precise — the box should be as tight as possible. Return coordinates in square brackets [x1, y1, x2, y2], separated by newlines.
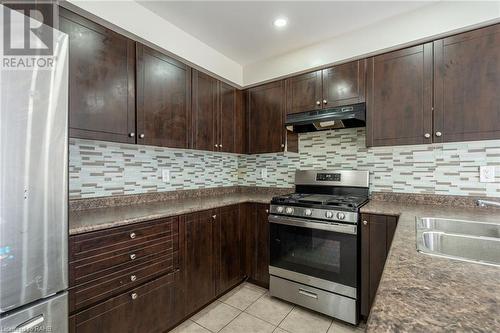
[69, 203, 262, 332]
[69, 271, 182, 333]
[242, 203, 270, 288]
[183, 210, 216, 313]
[216, 205, 243, 294]
[360, 213, 398, 318]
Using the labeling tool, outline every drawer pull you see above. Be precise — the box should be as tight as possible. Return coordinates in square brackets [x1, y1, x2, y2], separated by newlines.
[130, 253, 137, 260]
[298, 288, 318, 299]
[131, 292, 138, 300]
[130, 275, 137, 282]
[129, 232, 136, 239]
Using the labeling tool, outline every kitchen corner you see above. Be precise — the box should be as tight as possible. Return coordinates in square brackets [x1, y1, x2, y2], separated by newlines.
[362, 195, 500, 332]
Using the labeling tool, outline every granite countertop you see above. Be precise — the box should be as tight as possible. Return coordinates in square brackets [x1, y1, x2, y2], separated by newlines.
[362, 201, 500, 332]
[69, 192, 275, 235]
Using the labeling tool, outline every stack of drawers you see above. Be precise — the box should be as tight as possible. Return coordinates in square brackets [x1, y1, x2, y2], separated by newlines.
[68, 217, 182, 332]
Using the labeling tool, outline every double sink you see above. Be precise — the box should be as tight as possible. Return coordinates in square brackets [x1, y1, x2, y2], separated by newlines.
[416, 217, 500, 267]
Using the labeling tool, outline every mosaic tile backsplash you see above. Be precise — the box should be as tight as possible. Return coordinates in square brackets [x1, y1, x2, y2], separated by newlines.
[70, 128, 500, 199]
[238, 128, 500, 197]
[69, 139, 239, 199]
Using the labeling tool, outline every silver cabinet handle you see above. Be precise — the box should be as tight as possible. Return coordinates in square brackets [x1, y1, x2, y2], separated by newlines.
[323, 99, 327, 105]
[363, 220, 368, 225]
[212, 215, 217, 220]
[14, 315, 44, 332]
[424, 133, 431, 138]
[129, 132, 135, 138]
[435, 131, 442, 137]
[131, 292, 138, 300]
[129, 232, 136, 239]
[298, 288, 318, 299]
[130, 253, 137, 260]
[316, 101, 321, 106]
[139, 133, 145, 139]
[215, 144, 219, 148]
[265, 209, 269, 213]
[281, 144, 285, 148]
[219, 144, 223, 148]
[130, 275, 137, 282]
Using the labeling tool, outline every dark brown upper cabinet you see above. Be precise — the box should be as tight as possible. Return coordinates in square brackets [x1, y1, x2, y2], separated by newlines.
[60, 8, 136, 143]
[366, 43, 433, 147]
[136, 44, 191, 149]
[247, 81, 297, 154]
[433, 23, 500, 143]
[322, 60, 366, 108]
[285, 60, 366, 115]
[218, 82, 238, 153]
[192, 70, 218, 151]
[285, 70, 323, 114]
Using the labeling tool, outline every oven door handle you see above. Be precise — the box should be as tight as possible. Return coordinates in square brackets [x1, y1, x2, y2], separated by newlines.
[268, 215, 357, 235]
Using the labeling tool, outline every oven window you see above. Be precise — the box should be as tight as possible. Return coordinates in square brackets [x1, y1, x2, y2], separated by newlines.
[270, 222, 357, 288]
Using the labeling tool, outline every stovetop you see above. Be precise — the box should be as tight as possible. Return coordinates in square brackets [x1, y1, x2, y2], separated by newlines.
[271, 192, 368, 211]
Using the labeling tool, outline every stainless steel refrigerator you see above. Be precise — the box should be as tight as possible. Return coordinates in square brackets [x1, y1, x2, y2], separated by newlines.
[0, 5, 69, 332]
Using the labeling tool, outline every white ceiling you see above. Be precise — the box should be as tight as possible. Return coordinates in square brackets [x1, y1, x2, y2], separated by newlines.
[136, 1, 433, 66]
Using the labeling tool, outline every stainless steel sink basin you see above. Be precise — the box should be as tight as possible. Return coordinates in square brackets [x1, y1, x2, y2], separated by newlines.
[416, 217, 500, 267]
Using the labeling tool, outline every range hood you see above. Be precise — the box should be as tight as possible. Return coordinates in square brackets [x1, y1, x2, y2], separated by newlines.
[285, 103, 366, 133]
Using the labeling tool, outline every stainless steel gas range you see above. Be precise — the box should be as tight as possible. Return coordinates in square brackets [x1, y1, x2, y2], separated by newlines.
[268, 170, 369, 325]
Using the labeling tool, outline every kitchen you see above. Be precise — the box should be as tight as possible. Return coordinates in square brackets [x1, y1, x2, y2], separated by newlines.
[0, 1, 499, 333]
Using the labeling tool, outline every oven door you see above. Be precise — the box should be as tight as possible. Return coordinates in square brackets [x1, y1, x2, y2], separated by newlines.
[269, 214, 358, 298]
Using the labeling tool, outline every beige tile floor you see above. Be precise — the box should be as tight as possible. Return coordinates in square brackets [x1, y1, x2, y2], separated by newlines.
[169, 282, 365, 333]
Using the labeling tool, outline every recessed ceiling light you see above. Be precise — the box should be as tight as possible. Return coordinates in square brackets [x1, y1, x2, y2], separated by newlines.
[273, 17, 288, 28]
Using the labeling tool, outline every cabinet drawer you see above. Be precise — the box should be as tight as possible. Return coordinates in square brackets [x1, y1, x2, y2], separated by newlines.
[70, 237, 178, 286]
[70, 217, 178, 260]
[70, 254, 174, 312]
[69, 271, 182, 333]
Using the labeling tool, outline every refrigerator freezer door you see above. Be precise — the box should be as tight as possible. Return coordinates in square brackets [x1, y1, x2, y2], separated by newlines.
[0, 7, 69, 312]
[0, 292, 68, 332]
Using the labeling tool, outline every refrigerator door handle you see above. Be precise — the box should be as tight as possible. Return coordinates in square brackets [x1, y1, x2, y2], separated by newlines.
[14, 315, 44, 332]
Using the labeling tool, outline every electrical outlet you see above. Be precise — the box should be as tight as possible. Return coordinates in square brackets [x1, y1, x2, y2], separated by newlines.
[260, 168, 268, 179]
[162, 169, 170, 183]
[479, 166, 495, 183]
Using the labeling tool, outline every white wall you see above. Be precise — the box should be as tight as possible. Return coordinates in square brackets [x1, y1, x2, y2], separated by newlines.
[243, 1, 500, 86]
[68, 0, 243, 86]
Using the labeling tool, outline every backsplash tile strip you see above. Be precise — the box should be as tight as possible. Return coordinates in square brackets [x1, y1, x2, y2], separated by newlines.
[70, 128, 500, 199]
[69, 138, 240, 199]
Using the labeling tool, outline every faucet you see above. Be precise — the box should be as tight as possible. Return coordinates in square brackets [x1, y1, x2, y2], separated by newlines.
[476, 199, 500, 208]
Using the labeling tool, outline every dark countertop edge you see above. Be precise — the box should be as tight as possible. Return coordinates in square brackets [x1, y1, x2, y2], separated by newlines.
[69, 196, 271, 235]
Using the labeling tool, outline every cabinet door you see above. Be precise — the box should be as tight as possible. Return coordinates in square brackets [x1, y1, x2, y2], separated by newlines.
[219, 82, 237, 153]
[366, 44, 433, 147]
[360, 214, 398, 318]
[136, 44, 191, 148]
[60, 8, 135, 143]
[242, 203, 256, 279]
[247, 81, 285, 154]
[192, 70, 218, 151]
[322, 60, 366, 108]
[285, 70, 322, 114]
[234, 90, 246, 154]
[69, 272, 181, 333]
[216, 205, 242, 294]
[184, 211, 215, 313]
[434, 24, 500, 143]
[254, 204, 270, 288]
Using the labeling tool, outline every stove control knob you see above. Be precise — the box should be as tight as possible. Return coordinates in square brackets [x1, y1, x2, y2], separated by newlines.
[304, 209, 312, 216]
[285, 207, 294, 214]
[277, 206, 284, 213]
[325, 211, 334, 218]
[337, 212, 346, 220]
